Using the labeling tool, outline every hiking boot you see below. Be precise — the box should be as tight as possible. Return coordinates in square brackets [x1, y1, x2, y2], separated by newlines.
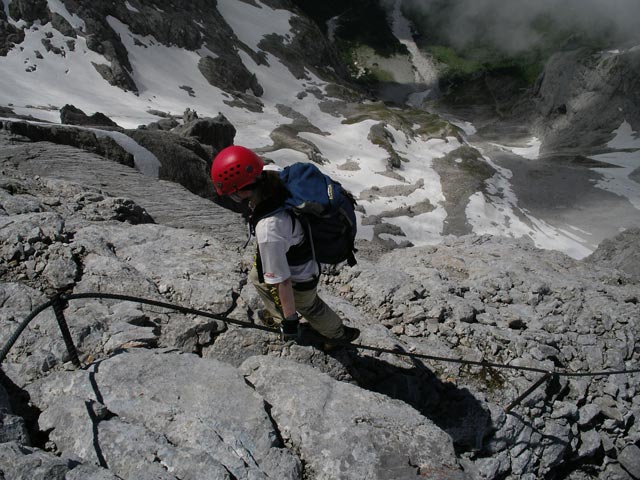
[323, 325, 360, 352]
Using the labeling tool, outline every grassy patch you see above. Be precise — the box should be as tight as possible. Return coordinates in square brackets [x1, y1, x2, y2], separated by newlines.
[343, 102, 460, 140]
[340, 43, 397, 84]
[429, 46, 483, 76]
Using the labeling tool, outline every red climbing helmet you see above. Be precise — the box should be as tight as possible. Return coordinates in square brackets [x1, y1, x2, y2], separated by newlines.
[211, 145, 264, 196]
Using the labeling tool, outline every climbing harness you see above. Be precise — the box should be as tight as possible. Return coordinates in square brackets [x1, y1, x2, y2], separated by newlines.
[1, 292, 639, 413]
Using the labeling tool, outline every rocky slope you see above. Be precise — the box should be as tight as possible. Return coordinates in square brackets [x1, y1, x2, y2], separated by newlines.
[1, 122, 639, 479]
[1, 0, 348, 107]
[533, 47, 640, 156]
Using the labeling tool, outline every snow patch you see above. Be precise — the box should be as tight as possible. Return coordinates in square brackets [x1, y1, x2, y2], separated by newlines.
[216, 0, 294, 51]
[47, 0, 86, 31]
[389, 0, 438, 87]
[587, 121, 640, 210]
[590, 151, 640, 210]
[607, 120, 640, 149]
[91, 128, 160, 177]
[124, 1, 140, 13]
[490, 137, 541, 160]
[466, 154, 593, 258]
[450, 119, 477, 136]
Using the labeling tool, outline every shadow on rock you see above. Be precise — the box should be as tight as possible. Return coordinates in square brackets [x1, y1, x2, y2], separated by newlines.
[0, 369, 42, 447]
[324, 343, 493, 453]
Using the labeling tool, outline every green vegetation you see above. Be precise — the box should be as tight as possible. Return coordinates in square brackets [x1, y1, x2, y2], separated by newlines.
[428, 46, 483, 76]
[340, 44, 396, 85]
[343, 102, 461, 140]
[401, 1, 617, 90]
[291, 0, 405, 58]
[291, 0, 407, 86]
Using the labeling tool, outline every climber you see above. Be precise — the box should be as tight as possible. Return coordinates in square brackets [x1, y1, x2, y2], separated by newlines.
[210, 145, 360, 349]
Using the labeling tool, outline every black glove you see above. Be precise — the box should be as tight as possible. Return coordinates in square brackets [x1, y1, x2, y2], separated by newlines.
[280, 314, 300, 341]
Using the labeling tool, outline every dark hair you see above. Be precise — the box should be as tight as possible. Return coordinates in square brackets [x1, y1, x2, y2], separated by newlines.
[251, 171, 289, 208]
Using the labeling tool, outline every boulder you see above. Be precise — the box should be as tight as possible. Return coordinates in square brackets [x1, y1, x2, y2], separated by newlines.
[0, 384, 30, 444]
[124, 129, 215, 198]
[586, 228, 640, 283]
[51, 13, 76, 38]
[145, 118, 179, 131]
[171, 113, 236, 151]
[618, 444, 640, 479]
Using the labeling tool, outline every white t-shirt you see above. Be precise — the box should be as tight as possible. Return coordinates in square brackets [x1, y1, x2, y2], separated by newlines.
[255, 210, 318, 284]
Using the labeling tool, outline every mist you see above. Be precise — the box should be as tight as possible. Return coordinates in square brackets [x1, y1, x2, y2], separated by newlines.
[395, 0, 640, 53]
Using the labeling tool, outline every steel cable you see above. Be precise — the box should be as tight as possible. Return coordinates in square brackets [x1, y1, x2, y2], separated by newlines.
[1, 293, 639, 382]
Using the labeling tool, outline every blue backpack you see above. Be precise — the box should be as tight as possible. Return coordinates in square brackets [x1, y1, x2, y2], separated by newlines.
[279, 162, 358, 266]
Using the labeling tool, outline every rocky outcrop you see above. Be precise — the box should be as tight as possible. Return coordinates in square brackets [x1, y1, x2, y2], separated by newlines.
[7, 0, 49, 24]
[534, 48, 640, 155]
[242, 355, 466, 479]
[60, 105, 120, 129]
[0, 10, 25, 56]
[1, 119, 228, 200]
[1, 128, 639, 479]
[124, 129, 215, 198]
[328, 234, 640, 479]
[0, 130, 243, 235]
[586, 227, 640, 283]
[433, 145, 495, 236]
[258, 14, 348, 81]
[2, 121, 133, 167]
[26, 350, 302, 479]
[198, 55, 264, 97]
[171, 113, 236, 152]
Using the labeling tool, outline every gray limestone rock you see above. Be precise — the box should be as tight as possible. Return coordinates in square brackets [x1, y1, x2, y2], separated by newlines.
[0, 384, 29, 444]
[587, 228, 640, 283]
[618, 444, 640, 479]
[3, 121, 134, 167]
[0, 441, 121, 480]
[124, 129, 215, 198]
[535, 48, 640, 155]
[241, 355, 467, 479]
[578, 428, 603, 459]
[171, 113, 236, 152]
[26, 349, 300, 480]
[144, 118, 179, 131]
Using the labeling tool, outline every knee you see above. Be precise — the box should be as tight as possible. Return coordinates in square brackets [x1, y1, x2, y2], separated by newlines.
[299, 295, 327, 317]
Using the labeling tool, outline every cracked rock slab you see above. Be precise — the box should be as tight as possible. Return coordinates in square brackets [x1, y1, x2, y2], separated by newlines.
[241, 355, 467, 480]
[26, 349, 300, 480]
